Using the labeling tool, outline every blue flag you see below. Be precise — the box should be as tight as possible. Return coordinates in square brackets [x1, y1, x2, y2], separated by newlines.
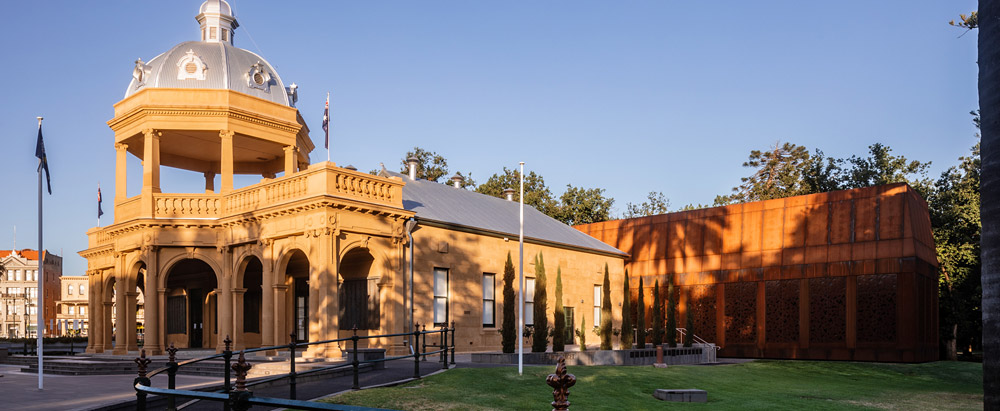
[35, 124, 51, 194]
[322, 96, 330, 149]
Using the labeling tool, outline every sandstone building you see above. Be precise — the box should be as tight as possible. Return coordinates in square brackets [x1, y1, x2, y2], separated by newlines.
[56, 276, 90, 336]
[80, 0, 626, 356]
[0, 249, 62, 338]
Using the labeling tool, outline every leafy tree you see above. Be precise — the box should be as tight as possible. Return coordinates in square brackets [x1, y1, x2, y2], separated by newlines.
[532, 253, 549, 352]
[949, 11, 978, 30]
[684, 291, 695, 348]
[716, 142, 813, 205]
[399, 147, 476, 188]
[801, 149, 845, 194]
[553, 267, 565, 352]
[666, 275, 677, 347]
[623, 191, 670, 218]
[651, 280, 664, 345]
[501, 252, 516, 353]
[843, 143, 932, 198]
[600, 264, 613, 350]
[929, 113, 982, 360]
[557, 185, 615, 225]
[620, 269, 633, 349]
[477, 167, 557, 216]
[636, 277, 646, 348]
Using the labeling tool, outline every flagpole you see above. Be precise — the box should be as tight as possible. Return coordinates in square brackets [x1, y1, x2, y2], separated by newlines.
[36, 116, 44, 390]
[97, 182, 101, 227]
[326, 92, 331, 163]
[517, 161, 524, 375]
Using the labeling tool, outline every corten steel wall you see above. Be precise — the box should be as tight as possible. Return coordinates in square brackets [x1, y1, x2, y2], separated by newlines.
[576, 183, 939, 362]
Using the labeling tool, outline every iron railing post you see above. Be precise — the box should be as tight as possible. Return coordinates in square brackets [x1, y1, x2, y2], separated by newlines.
[223, 335, 233, 411]
[166, 343, 179, 411]
[133, 349, 152, 411]
[413, 323, 421, 379]
[450, 321, 456, 365]
[440, 325, 447, 369]
[289, 332, 297, 400]
[351, 326, 360, 390]
[421, 324, 427, 361]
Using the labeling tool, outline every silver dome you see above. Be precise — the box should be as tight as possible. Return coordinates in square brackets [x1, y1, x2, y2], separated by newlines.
[124, 41, 292, 106]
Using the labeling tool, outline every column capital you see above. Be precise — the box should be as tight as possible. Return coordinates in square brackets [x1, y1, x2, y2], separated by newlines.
[220, 129, 235, 139]
[272, 284, 289, 291]
[115, 142, 129, 151]
[142, 128, 162, 138]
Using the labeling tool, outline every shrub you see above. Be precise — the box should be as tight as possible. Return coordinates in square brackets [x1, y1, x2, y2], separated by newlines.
[620, 269, 633, 349]
[600, 263, 613, 350]
[553, 267, 565, 352]
[501, 252, 516, 353]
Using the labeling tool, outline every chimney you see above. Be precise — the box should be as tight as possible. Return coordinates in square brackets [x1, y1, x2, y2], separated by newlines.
[450, 174, 464, 188]
[503, 188, 515, 201]
[407, 157, 419, 180]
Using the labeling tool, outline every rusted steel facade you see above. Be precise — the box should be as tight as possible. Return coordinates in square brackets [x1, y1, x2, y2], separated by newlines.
[576, 183, 939, 362]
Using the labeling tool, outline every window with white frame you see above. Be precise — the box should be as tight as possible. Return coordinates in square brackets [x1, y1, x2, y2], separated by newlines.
[80, 306, 86, 315]
[525, 277, 536, 326]
[68, 284, 74, 295]
[594, 285, 602, 328]
[28, 305, 37, 315]
[80, 284, 86, 295]
[68, 306, 75, 315]
[482, 273, 495, 327]
[15, 270, 21, 281]
[433, 268, 449, 326]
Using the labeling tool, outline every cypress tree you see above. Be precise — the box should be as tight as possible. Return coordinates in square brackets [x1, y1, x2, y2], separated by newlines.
[501, 252, 516, 353]
[532, 253, 549, 352]
[578, 314, 587, 351]
[553, 266, 565, 352]
[652, 280, 664, 345]
[636, 277, 646, 348]
[667, 274, 677, 347]
[600, 263, 613, 350]
[684, 290, 695, 348]
[620, 269, 633, 349]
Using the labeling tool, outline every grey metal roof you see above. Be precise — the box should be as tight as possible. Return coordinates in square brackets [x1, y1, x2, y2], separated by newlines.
[390, 172, 627, 257]
[124, 41, 291, 106]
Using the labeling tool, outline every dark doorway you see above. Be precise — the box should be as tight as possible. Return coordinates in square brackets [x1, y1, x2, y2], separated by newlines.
[564, 307, 575, 345]
[294, 277, 308, 343]
[189, 289, 204, 348]
[339, 248, 378, 330]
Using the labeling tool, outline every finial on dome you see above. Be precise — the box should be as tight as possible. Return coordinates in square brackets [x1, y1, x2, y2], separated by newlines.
[196, 0, 238, 45]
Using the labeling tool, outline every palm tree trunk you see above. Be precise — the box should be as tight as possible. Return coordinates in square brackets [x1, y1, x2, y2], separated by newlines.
[979, 1, 1000, 408]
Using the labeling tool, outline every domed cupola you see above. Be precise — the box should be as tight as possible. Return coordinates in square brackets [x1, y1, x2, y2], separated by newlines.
[108, 0, 313, 197]
[123, 0, 298, 107]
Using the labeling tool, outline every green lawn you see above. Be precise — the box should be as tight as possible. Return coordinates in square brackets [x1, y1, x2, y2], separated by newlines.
[325, 360, 982, 410]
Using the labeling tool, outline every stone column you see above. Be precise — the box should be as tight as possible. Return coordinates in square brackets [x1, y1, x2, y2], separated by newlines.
[85, 272, 96, 352]
[261, 242, 275, 348]
[125, 291, 139, 352]
[102, 301, 114, 352]
[114, 143, 128, 202]
[157, 288, 167, 350]
[232, 288, 246, 350]
[283, 146, 297, 176]
[143, 250, 162, 355]
[141, 129, 161, 194]
[204, 172, 216, 193]
[216, 247, 234, 352]
[113, 278, 128, 354]
[87, 273, 102, 353]
[220, 130, 235, 193]
[272, 284, 288, 345]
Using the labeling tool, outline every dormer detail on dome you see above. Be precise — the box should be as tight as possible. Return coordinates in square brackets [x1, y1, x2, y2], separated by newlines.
[197, 0, 238, 45]
[247, 62, 271, 92]
[176, 50, 208, 81]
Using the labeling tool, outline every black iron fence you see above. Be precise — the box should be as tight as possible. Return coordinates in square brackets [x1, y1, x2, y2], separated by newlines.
[133, 322, 455, 411]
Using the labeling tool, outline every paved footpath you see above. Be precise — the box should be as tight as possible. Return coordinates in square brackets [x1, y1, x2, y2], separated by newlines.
[0, 354, 494, 411]
[0, 363, 220, 411]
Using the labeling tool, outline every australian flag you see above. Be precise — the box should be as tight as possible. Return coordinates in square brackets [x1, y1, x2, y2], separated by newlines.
[98, 186, 104, 219]
[35, 122, 51, 194]
[322, 96, 330, 149]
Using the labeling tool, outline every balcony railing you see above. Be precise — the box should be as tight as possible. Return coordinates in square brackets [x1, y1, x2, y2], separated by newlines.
[111, 165, 404, 224]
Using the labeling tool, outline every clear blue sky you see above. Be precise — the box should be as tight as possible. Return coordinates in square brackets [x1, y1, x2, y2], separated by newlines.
[0, 1, 980, 277]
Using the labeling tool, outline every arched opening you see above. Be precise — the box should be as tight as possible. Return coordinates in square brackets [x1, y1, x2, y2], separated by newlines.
[240, 256, 263, 347]
[135, 266, 146, 347]
[105, 276, 116, 351]
[284, 250, 310, 343]
[164, 259, 218, 349]
[339, 248, 379, 331]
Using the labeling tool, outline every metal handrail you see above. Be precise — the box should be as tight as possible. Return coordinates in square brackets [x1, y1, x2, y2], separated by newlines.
[675, 327, 720, 350]
[131, 321, 458, 410]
